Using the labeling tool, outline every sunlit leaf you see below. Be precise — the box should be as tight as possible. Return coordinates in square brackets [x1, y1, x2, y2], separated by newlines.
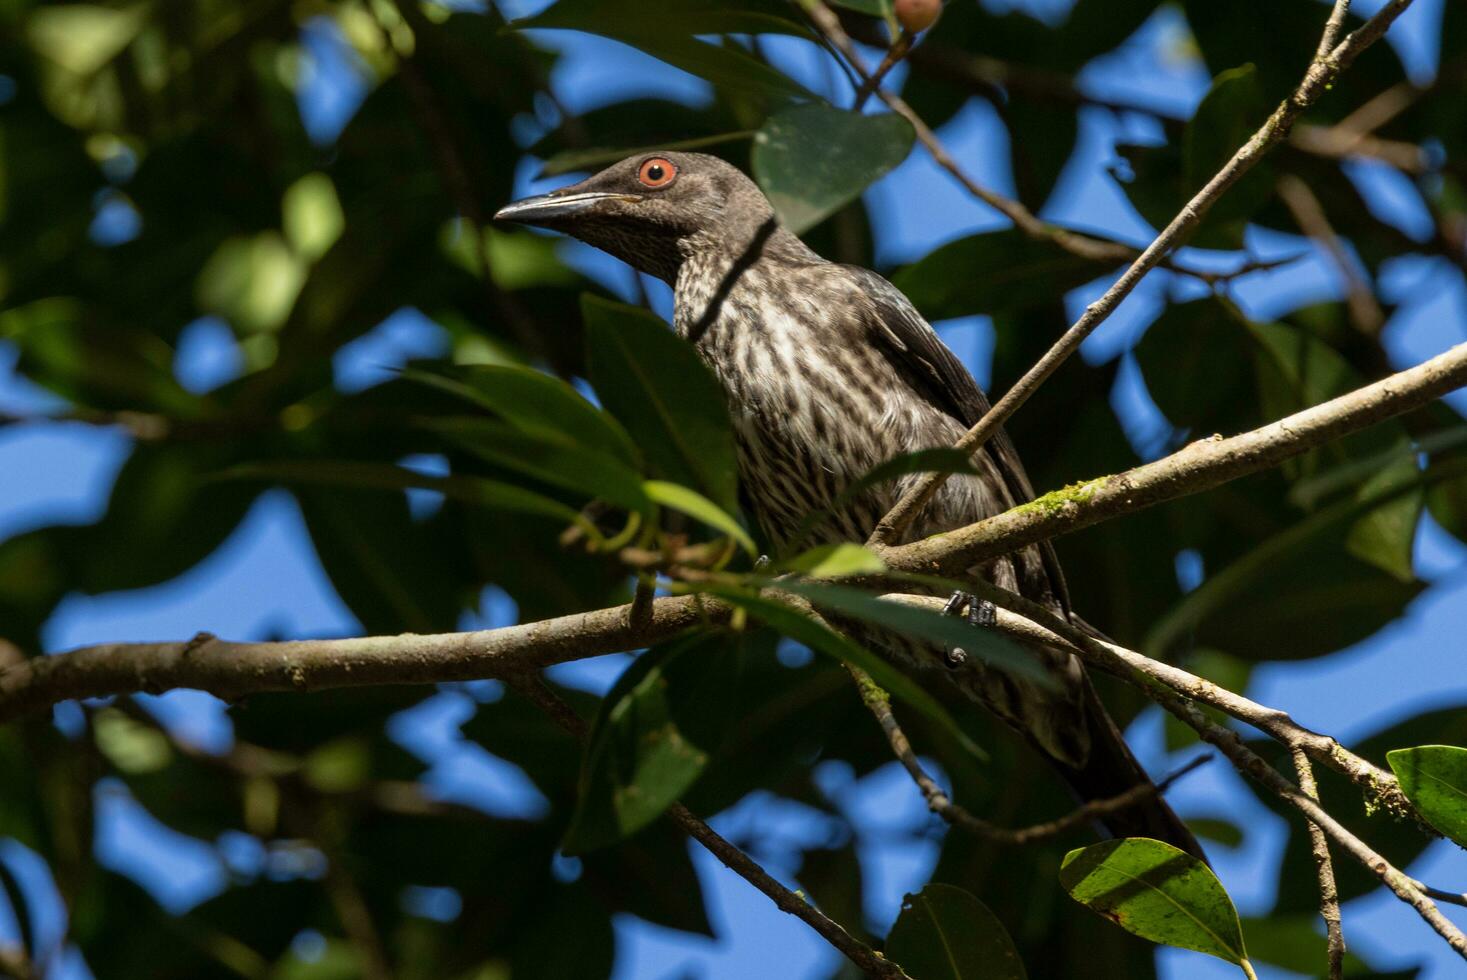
[283, 173, 345, 262]
[886, 883, 1027, 980]
[1060, 839, 1252, 971]
[778, 543, 886, 578]
[1387, 745, 1467, 848]
[644, 480, 755, 553]
[753, 104, 914, 234]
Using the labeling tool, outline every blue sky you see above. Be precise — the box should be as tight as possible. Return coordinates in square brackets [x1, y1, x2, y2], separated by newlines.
[2, 0, 1465, 977]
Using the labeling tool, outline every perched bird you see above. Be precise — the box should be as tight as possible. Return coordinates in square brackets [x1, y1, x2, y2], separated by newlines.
[496, 152, 1201, 857]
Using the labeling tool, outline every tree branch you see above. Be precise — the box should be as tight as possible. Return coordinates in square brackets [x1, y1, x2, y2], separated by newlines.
[1293, 747, 1346, 980]
[1277, 173, 1385, 335]
[870, 0, 1417, 544]
[0, 595, 726, 724]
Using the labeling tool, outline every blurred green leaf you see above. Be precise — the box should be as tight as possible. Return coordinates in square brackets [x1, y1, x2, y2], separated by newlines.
[1387, 745, 1467, 848]
[1060, 838, 1252, 971]
[283, 173, 345, 263]
[296, 486, 461, 634]
[886, 883, 1027, 980]
[583, 294, 740, 512]
[1344, 451, 1423, 583]
[752, 105, 914, 234]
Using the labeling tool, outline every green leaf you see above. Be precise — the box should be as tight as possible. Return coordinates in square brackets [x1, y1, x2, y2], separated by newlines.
[886, 883, 1027, 980]
[429, 417, 653, 516]
[706, 586, 987, 761]
[403, 364, 640, 466]
[563, 645, 712, 853]
[644, 479, 755, 553]
[753, 104, 914, 234]
[1060, 839, 1252, 971]
[1387, 746, 1467, 848]
[775, 580, 1045, 682]
[778, 543, 886, 578]
[582, 294, 740, 512]
[891, 230, 1109, 320]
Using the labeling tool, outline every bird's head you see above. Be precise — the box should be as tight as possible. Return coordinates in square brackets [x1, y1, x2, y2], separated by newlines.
[494, 152, 776, 282]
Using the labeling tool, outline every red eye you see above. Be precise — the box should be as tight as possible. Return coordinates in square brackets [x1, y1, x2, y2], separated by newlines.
[637, 157, 677, 188]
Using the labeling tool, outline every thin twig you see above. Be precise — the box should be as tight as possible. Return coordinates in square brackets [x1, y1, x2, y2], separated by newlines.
[867, 0, 1417, 544]
[851, 29, 914, 111]
[851, 662, 1208, 843]
[506, 674, 910, 979]
[1293, 747, 1346, 979]
[1277, 173, 1385, 335]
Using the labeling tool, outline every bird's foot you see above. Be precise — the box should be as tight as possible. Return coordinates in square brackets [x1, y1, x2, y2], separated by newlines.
[942, 591, 996, 669]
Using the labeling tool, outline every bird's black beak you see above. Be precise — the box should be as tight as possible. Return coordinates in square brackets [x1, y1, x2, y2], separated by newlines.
[494, 190, 643, 226]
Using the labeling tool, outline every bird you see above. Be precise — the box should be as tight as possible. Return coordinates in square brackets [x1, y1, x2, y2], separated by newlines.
[496, 151, 1202, 857]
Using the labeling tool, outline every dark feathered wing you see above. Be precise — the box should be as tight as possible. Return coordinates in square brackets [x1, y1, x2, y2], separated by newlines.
[843, 265, 1071, 612]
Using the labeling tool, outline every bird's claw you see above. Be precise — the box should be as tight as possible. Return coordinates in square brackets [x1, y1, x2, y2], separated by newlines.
[943, 591, 996, 669]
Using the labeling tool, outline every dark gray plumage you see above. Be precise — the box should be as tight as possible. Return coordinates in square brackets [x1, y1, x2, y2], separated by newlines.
[497, 152, 1201, 856]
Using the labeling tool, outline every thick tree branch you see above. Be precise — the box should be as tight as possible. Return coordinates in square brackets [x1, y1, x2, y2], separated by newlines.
[0, 595, 726, 724]
[871, 0, 1417, 543]
[882, 340, 1467, 578]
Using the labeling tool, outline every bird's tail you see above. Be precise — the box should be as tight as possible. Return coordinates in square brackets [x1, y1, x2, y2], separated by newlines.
[1047, 672, 1208, 862]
